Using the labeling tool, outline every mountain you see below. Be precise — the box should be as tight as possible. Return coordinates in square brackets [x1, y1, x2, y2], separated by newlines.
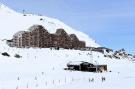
[0, 4, 99, 47]
[0, 3, 135, 89]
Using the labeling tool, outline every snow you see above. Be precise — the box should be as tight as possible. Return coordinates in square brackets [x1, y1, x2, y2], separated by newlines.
[0, 39, 135, 89]
[67, 61, 87, 65]
[0, 4, 19, 14]
[0, 4, 99, 47]
[0, 3, 135, 89]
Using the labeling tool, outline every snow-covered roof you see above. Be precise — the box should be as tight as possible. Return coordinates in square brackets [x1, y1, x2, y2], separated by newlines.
[67, 61, 93, 65]
[68, 61, 84, 65]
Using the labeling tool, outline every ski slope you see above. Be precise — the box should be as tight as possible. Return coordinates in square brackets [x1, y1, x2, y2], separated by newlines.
[0, 39, 135, 89]
[0, 3, 135, 89]
[0, 4, 99, 47]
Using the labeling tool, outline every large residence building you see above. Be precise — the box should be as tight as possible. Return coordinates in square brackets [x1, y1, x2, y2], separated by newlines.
[11, 25, 86, 49]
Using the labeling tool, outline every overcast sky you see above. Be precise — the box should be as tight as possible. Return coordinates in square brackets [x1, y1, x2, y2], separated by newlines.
[1, 0, 135, 54]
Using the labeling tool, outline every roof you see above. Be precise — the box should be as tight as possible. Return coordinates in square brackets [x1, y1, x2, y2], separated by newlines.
[68, 61, 84, 65]
[55, 28, 67, 35]
[80, 40, 85, 42]
[28, 25, 45, 32]
[97, 47, 113, 51]
[69, 34, 79, 41]
[67, 61, 93, 65]
[13, 31, 26, 37]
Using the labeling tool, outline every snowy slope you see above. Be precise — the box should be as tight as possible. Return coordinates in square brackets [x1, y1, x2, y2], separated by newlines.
[0, 39, 135, 89]
[0, 3, 135, 89]
[0, 4, 99, 47]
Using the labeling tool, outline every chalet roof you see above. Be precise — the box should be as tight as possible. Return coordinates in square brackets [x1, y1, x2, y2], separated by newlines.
[67, 61, 93, 66]
[67, 61, 85, 65]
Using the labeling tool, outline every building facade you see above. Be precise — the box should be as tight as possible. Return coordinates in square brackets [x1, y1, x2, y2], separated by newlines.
[12, 25, 86, 49]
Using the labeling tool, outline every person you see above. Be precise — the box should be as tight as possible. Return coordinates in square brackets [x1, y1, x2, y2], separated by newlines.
[91, 78, 94, 82]
[17, 77, 20, 80]
[101, 77, 106, 82]
[89, 78, 91, 82]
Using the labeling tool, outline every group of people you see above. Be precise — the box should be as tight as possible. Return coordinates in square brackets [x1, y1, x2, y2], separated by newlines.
[89, 76, 106, 82]
[89, 78, 94, 82]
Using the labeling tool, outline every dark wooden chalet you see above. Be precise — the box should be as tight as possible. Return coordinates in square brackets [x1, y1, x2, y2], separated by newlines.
[66, 61, 107, 73]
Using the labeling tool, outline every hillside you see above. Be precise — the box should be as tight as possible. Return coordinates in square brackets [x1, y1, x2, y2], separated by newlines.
[0, 3, 135, 89]
[0, 4, 99, 47]
[0, 39, 135, 89]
